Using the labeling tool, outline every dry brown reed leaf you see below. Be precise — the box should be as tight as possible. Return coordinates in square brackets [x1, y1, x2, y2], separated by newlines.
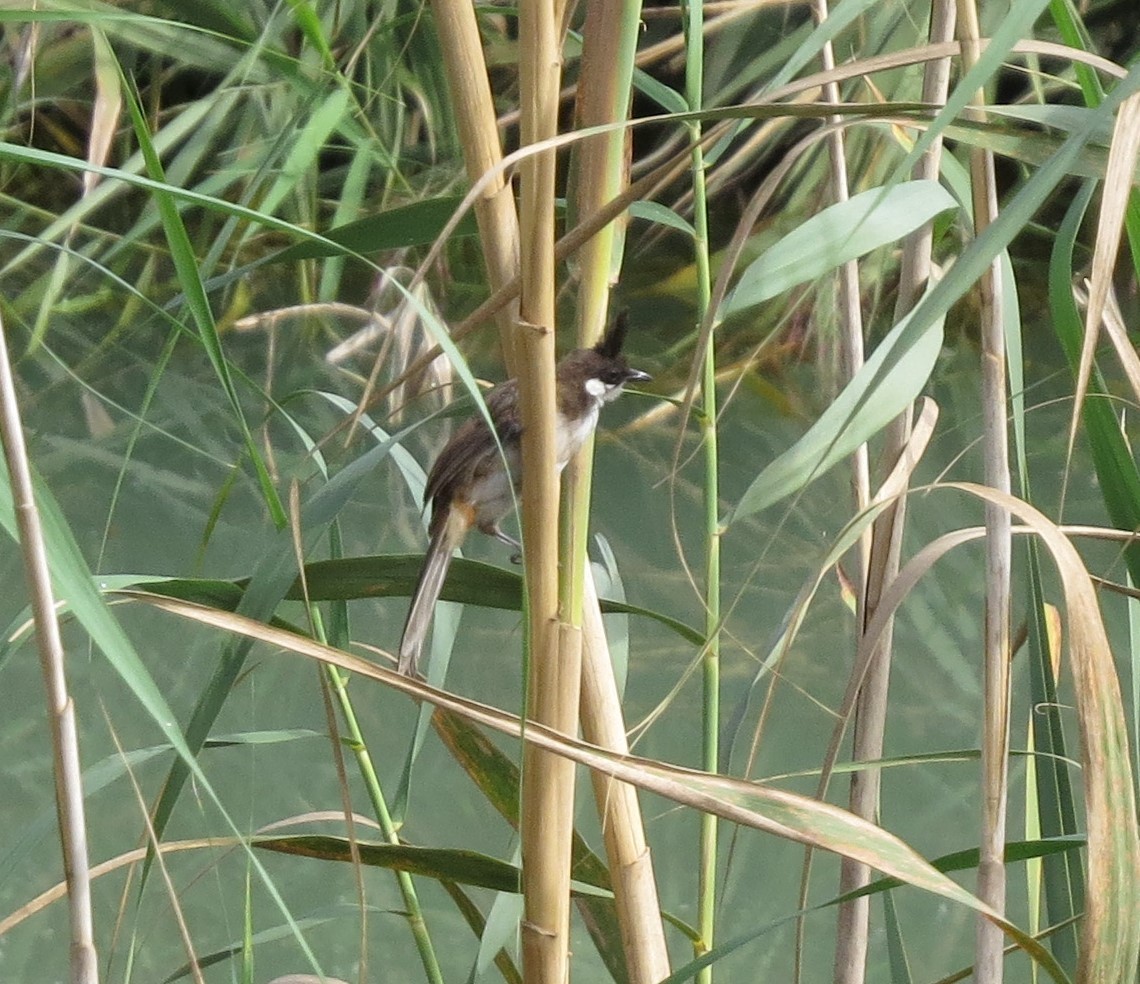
[1069, 92, 1140, 482]
[872, 399, 940, 505]
[118, 589, 1068, 974]
[84, 31, 122, 199]
[824, 485, 1140, 983]
[0, 838, 221, 936]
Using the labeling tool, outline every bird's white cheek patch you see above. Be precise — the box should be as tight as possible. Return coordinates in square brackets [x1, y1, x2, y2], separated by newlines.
[585, 377, 607, 400]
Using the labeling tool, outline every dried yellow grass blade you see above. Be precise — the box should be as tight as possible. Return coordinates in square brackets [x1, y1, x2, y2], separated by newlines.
[85, 31, 122, 198]
[1067, 92, 1140, 480]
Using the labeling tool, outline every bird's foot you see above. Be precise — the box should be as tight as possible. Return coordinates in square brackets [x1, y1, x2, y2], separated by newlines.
[486, 523, 523, 561]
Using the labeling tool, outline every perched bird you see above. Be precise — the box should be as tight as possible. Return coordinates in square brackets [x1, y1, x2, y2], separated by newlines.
[397, 313, 650, 676]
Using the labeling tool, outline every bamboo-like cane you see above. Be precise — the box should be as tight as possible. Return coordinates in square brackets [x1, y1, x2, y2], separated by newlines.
[429, 0, 522, 372]
[0, 311, 99, 984]
[580, 575, 671, 982]
[567, 0, 671, 978]
[516, 0, 579, 980]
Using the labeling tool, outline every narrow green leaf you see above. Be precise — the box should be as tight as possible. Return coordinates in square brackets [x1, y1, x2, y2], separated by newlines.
[255, 837, 535, 894]
[118, 67, 286, 528]
[272, 196, 479, 261]
[629, 200, 696, 238]
[132, 555, 704, 647]
[159, 915, 341, 984]
[632, 67, 688, 113]
[285, 0, 334, 66]
[258, 88, 352, 217]
[254, 836, 614, 900]
[883, 889, 913, 984]
[727, 306, 944, 522]
[720, 181, 957, 316]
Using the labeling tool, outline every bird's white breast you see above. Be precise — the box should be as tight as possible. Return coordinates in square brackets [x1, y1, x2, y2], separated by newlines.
[556, 404, 601, 468]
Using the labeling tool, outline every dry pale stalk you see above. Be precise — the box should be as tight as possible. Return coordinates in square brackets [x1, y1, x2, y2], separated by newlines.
[833, 3, 956, 982]
[956, 1, 1012, 980]
[0, 310, 99, 984]
[567, 0, 671, 976]
[429, 0, 523, 369]
[580, 575, 670, 982]
[806, 6, 871, 981]
[517, 0, 580, 980]
[779, 9, 870, 984]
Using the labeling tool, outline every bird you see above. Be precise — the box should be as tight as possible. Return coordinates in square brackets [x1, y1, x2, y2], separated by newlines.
[397, 312, 650, 676]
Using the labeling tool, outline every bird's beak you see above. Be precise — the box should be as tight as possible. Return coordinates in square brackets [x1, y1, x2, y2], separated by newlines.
[625, 368, 652, 384]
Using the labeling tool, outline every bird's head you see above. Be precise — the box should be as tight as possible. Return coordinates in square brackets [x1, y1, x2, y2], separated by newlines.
[560, 311, 651, 407]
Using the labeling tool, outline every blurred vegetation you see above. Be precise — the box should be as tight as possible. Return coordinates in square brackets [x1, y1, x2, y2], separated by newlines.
[1, 0, 1140, 982]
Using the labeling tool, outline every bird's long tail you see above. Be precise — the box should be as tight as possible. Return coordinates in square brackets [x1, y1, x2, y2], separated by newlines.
[397, 507, 468, 676]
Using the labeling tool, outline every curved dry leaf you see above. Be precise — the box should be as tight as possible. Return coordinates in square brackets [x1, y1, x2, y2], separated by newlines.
[1069, 92, 1140, 481]
[85, 31, 122, 199]
[119, 589, 1068, 978]
[872, 397, 938, 505]
[0, 811, 383, 939]
[0, 838, 228, 936]
[816, 484, 1140, 983]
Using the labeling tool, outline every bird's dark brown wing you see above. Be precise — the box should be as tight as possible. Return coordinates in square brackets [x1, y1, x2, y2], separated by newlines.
[423, 379, 522, 510]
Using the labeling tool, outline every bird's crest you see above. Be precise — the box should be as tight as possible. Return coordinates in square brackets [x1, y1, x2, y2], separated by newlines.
[593, 310, 630, 359]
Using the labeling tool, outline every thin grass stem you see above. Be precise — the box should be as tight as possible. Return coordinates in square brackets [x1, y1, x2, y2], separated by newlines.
[287, 481, 441, 983]
[681, 0, 721, 978]
[321, 659, 445, 983]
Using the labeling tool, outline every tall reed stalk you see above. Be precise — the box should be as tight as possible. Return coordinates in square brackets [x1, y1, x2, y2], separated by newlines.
[680, 0, 721, 977]
[516, 0, 580, 979]
[0, 309, 98, 984]
[429, 0, 522, 368]
[955, 1, 1014, 979]
[834, 1, 956, 979]
[570, 0, 672, 977]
